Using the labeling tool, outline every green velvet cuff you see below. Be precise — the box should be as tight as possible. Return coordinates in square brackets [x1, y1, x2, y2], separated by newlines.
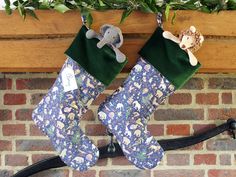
[139, 27, 201, 89]
[65, 25, 128, 87]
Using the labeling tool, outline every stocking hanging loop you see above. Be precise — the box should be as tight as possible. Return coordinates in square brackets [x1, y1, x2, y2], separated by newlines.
[157, 12, 163, 28]
[81, 14, 87, 27]
[157, 0, 167, 28]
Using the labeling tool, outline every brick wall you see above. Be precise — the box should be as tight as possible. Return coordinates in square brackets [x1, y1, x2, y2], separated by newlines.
[0, 72, 236, 177]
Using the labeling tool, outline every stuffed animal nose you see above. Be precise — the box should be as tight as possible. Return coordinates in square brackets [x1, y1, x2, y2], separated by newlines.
[181, 44, 186, 49]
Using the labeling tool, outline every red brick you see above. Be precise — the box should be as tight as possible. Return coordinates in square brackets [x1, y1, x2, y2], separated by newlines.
[85, 124, 106, 136]
[208, 108, 236, 120]
[167, 124, 190, 136]
[30, 124, 44, 136]
[0, 140, 12, 151]
[107, 78, 125, 90]
[207, 139, 236, 151]
[5, 154, 28, 166]
[147, 124, 164, 136]
[208, 170, 236, 177]
[112, 156, 132, 165]
[167, 154, 189, 166]
[0, 78, 12, 90]
[2, 124, 26, 136]
[16, 78, 55, 90]
[30, 93, 45, 105]
[222, 130, 231, 136]
[180, 142, 204, 151]
[196, 93, 219, 105]
[73, 170, 96, 177]
[97, 159, 108, 166]
[219, 154, 231, 165]
[182, 78, 204, 90]
[92, 94, 108, 105]
[155, 109, 204, 121]
[154, 170, 204, 177]
[209, 78, 236, 89]
[194, 154, 216, 165]
[97, 139, 109, 147]
[193, 124, 216, 134]
[16, 140, 53, 151]
[169, 93, 192, 105]
[0, 109, 12, 121]
[4, 94, 26, 105]
[0, 170, 14, 177]
[28, 169, 69, 177]
[15, 109, 33, 121]
[81, 109, 95, 121]
[100, 170, 150, 177]
[222, 92, 232, 104]
[32, 154, 55, 163]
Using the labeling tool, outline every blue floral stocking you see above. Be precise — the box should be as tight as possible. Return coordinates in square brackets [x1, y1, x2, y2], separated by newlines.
[98, 58, 175, 169]
[32, 57, 105, 171]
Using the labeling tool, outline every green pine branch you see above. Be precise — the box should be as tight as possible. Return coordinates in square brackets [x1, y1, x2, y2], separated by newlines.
[3, 0, 236, 26]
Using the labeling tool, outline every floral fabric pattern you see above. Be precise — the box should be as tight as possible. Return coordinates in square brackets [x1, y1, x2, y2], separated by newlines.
[32, 57, 105, 171]
[98, 57, 176, 169]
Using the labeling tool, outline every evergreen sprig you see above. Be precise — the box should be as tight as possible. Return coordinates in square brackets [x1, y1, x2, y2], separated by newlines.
[3, 0, 236, 26]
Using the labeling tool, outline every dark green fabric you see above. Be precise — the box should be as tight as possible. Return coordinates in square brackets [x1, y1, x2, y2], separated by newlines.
[65, 25, 128, 86]
[139, 27, 201, 89]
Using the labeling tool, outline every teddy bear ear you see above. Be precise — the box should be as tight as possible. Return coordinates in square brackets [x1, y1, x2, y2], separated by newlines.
[199, 35, 204, 43]
[190, 26, 196, 33]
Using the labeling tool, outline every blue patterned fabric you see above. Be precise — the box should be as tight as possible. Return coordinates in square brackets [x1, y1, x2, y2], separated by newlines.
[98, 57, 176, 169]
[32, 57, 105, 171]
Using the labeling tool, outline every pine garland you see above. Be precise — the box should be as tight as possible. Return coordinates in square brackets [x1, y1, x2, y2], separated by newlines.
[4, 0, 236, 25]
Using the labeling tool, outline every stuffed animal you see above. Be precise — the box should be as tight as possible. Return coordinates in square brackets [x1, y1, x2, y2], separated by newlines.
[163, 26, 204, 66]
[86, 24, 126, 63]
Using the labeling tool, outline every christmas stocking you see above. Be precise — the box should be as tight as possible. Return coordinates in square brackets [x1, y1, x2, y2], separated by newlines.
[32, 25, 127, 171]
[98, 26, 204, 169]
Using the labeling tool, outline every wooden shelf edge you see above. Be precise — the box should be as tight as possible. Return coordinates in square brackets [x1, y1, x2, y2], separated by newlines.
[0, 10, 236, 37]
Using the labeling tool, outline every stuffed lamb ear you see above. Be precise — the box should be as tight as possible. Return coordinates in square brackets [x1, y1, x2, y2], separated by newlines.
[190, 26, 196, 33]
[113, 27, 123, 48]
[100, 24, 114, 36]
[199, 35, 204, 43]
